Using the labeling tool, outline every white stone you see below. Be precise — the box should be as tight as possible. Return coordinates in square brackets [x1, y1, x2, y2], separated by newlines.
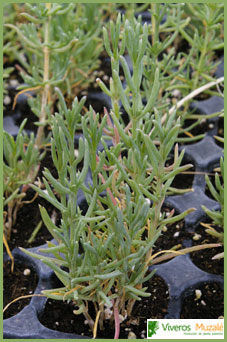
[23, 268, 31, 276]
[4, 95, 11, 105]
[128, 331, 137, 339]
[193, 233, 201, 241]
[102, 75, 109, 81]
[104, 308, 113, 320]
[195, 289, 202, 300]
[10, 79, 19, 87]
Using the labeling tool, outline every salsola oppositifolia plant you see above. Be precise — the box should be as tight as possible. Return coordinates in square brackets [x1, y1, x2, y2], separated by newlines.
[21, 15, 221, 338]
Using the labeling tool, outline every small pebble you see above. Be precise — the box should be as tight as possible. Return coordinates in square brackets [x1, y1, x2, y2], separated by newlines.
[74, 149, 79, 158]
[176, 224, 180, 229]
[162, 226, 167, 232]
[119, 314, 126, 323]
[10, 79, 19, 87]
[209, 123, 214, 129]
[23, 268, 31, 276]
[201, 300, 206, 306]
[195, 289, 202, 300]
[120, 75, 124, 81]
[193, 233, 201, 241]
[145, 198, 151, 206]
[128, 331, 137, 339]
[104, 308, 112, 320]
[173, 231, 180, 238]
[4, 95, 11, 105]
[172, 89, 181, 98]
[102, 75, 109, 81]
[55, 322, 59, 326]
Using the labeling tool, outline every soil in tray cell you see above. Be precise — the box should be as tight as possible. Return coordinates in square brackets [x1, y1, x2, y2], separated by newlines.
[39, 275, 169, 339]
[180, 282, 224, 319]
[3, 260, 39, 319]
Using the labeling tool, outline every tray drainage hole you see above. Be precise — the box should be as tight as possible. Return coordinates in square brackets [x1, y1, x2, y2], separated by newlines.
[180, 282, 224, 318]
[3, 259, 39, 319]
[39, 275, 169, 338]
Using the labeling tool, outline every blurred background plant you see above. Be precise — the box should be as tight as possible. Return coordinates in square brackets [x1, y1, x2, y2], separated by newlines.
[3, 119, 44, 270]
[131, 3, 224, 145]
[4, 2, 103, 148]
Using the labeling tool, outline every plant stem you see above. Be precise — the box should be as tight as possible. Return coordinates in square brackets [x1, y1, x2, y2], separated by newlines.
[113, 298, 120, 339]
[151, 4, 158, 46]
[3, 233, 14, 272]
[193, 25, 209, 90]
[127, 298, 136, 317]
[35, 3, 51, 148]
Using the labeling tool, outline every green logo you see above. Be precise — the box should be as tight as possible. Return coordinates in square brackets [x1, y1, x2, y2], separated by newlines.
[148, 321, 159, 337]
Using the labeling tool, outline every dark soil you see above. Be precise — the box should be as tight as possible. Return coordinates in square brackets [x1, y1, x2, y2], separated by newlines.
[39, 275, 169, 339]
[180, 282, 224, 318]
[179, 118, 213, 144]
[3, 260, 39, 319]
[165, 159, 195, 190]
[153, 210, 192, 255]
[190, 223, 224, 276]
[37, 148, 58, 179]
[4, 188, 58, 251]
